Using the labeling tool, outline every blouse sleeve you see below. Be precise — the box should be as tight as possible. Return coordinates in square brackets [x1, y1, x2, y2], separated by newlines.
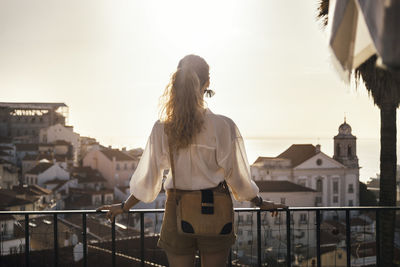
[129, 121, 169, 203]
[217, 119, 259, 202]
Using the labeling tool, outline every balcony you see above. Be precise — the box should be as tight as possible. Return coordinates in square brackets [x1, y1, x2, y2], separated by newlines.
[1, 207, 399, 267]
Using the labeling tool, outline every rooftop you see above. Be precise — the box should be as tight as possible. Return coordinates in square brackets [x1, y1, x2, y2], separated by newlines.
[255, 180, 316, 192]
[101, 149, 135, 161]
[26, 162, 54, 175]
[277, 144, 318, 167]
[0, 102, 67, 109]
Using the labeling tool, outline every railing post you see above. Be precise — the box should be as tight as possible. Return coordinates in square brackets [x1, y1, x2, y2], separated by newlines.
[53, 214, 58, 267]
[82, 213, 87, 267]
[112, 219, 116, 267]
[140, 212, 145, 267]
[286, 209, 291, 267]
[25, 214, 30, 267]
[228, 248, 232, 267]
[316, 210, 321, 267]
[376, 209, 380, 267]
[346, 210, 351, 267]
[257, 210, 261, 267]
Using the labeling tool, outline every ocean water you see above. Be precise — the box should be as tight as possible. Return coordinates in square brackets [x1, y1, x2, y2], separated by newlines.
[244, 138, 389, 183]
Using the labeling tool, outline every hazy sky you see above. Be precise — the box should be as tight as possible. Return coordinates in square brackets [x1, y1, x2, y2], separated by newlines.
[0, 0, 398, 172]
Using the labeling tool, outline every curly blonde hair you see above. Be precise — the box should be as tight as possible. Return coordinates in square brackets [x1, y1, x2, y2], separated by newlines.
[160, 55, 210, 150]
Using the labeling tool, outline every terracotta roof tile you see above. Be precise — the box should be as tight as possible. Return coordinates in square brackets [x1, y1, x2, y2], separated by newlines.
[255, 180, 316, 192]
[26, 162, 53, 175]
[101, 149, 134, 161]
[277, 144, 317, 167]
[253, 156, 278, 164]
[0, 190, 34, 209]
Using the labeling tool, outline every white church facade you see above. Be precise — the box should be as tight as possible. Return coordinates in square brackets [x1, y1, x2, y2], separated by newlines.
[251, 121, 360, 208]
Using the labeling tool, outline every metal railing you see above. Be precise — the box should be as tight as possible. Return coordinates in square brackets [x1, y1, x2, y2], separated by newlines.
[1, 206, 399, 267]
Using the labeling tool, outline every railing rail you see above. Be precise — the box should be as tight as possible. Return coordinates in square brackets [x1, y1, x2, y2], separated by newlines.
[1, 206, 399, 267]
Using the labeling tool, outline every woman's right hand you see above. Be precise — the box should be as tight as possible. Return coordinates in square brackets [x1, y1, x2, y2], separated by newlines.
[96, 204, 124, 222]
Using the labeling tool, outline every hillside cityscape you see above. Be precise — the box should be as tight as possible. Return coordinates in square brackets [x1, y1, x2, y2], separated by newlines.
[0, 102, 399, 266]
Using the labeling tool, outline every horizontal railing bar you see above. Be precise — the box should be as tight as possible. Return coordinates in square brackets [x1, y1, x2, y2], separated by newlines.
[0, 206, 399, 215]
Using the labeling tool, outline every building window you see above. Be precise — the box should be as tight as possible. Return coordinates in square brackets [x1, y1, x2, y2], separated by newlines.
[299, 213, 307, 224]
[116, 164, 120, 170]
[348, 145, 352, 157]
[247, 230, 252, 236]
[280, 198, 286, 204]
[336, 144, 341, 156]
[246, 214, 252, 223]
[348, 184, 354, 193]
[333, 181, 338, 194]
[316, 179, 323, 192]
[132, 163, 136, 170]
[238, 215, 243, 223]
[333, 196, 338, 203]
[316, 196, 322, 204]
[349, 200, 353, 206]
[237, 229, 243, 235]
[124, 163, 127, 170]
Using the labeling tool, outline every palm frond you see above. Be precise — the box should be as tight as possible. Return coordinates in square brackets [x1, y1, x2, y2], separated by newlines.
[354, 55, 400, 108]
[317, 0, 329, 27]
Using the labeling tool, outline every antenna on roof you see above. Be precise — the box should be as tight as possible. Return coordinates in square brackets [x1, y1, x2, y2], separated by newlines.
[344, 112, 347, 123]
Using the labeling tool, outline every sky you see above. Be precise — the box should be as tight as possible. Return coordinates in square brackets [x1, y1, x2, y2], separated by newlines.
[0, 0, 398, 180]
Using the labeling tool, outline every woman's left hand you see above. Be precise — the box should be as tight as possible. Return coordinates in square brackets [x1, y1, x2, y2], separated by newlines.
[259, 201, 288, 217]
[96, 204, 123, 222]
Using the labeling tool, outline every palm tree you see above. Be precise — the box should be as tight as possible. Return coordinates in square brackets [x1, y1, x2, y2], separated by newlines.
[317, 1, 399, 266]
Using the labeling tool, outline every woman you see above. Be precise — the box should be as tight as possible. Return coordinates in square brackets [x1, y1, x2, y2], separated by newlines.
[97, 54, 287, 267]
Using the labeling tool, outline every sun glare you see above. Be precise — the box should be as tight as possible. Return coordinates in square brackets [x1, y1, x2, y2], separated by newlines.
[141, 0, 242, 57]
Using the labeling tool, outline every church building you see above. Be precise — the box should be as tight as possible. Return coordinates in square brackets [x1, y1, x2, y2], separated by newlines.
[251, 121, 360, 208]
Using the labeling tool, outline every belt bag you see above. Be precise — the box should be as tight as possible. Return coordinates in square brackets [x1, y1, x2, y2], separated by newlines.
[176, 186, 234, 237]
[169, 143, 234, 237]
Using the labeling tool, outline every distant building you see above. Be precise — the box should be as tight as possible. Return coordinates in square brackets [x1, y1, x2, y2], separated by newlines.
[83, 148, 136, 188]
[78, 136, 100, 163]
[11, 184, 53, 211]
[0, 102, 68, 143]
[15, 143, 38, 166]
[0, 144, 16, 164]
[0, 214, 25, 256]
[251, 121, 360, 212]
[24, 162, 69, 187]
[234, 180, 317, 258]
[0, 159, 19, 189]
[39, 123, 80, 164]
[0, 189, 36, 211]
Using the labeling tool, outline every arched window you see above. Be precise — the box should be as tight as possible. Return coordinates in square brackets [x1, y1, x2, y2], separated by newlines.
[347, 145, 352, 157]
[316, 179, 323, 192]
[336, 144, 341, 156]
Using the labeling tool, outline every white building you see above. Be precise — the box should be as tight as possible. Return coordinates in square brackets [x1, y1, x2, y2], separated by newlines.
[0, 215, 25, 255]
[251, 121, 360, 212]
[39, 123, 80, 164]
[24, 162, 69, 187]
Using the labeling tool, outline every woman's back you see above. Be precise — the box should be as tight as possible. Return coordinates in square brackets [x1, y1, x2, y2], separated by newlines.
[130, 107, 259, 203]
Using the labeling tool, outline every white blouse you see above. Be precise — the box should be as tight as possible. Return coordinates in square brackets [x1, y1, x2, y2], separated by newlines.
[129, 108, 259, 203]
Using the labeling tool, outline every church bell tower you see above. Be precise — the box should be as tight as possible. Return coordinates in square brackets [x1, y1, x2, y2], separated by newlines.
[333, 119, 359, 168]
